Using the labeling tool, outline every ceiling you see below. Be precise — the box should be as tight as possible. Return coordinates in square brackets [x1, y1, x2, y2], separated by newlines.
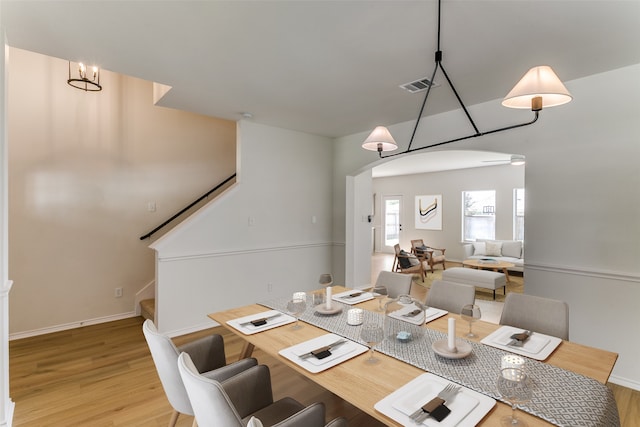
[3, 0, 639, 141]
[371, 150, 518, 178]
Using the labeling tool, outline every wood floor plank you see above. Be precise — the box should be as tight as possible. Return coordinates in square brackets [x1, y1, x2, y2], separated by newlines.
[8, 316, 637, 427]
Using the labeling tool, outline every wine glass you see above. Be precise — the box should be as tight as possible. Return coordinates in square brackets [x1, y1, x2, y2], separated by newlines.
[360, 322, 384, 364]
[318, 273, 333, 287]
[286, 298, 307, 330]
[496, 367, 532, 426]
[460, 304, 482, 337]
[371, 285, 388, 311]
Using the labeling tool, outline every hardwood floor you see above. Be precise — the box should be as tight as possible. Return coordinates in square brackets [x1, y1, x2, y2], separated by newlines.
[9, 317, 383, 427]
[9, 316, 639, 426]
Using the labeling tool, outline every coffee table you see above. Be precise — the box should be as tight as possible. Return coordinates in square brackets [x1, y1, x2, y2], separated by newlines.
[462, 259, 515, 283]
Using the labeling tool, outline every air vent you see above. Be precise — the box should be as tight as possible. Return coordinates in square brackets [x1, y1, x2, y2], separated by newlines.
[400, 77, 440, 93]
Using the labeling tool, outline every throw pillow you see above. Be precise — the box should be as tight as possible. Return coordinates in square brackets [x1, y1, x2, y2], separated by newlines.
[415, 244, 429, 256]
[501, 241, 522, 258]
[398, 250, 412, 269]
[247, 417, 264, 427]
[408, 255, 420, 266]
[472, 242, 486, 256]
[485, 241, 503, 257]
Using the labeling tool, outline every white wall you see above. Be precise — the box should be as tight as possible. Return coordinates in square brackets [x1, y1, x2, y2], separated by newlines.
[1, 17, 17, 423]
[7, 48, 236, 336]
[334, 64, 640, 388]
[151, 121, 334, 335]
[372, 164, 524, 261]
[345, 170, 374, 287]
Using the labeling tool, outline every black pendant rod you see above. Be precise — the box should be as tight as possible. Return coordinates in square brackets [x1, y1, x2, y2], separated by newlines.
[384, 0, 539, 158]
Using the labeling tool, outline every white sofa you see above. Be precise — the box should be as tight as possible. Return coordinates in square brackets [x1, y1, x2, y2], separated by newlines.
[462, 240, 524, 272]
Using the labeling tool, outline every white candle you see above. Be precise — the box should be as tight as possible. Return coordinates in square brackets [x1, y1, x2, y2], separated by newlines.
[347, 308, 363, 325]
[501, 354, 525, 370]
[325, 286, 333, 309]
[447, 317, 457, 352]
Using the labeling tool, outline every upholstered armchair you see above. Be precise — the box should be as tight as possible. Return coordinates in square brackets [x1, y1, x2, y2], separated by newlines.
[177, 352, 349, 427]
[143, 319, 258, 427]
[393, 244, 427, 281]
[410, 239, 446, 273]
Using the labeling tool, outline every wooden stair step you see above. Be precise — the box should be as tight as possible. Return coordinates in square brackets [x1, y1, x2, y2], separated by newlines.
[140, 299, 155, 321]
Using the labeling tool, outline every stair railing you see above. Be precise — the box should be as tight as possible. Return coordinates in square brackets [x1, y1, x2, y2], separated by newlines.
[139, 173, 236, 240]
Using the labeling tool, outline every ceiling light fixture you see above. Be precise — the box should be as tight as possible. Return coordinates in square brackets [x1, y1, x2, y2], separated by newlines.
[362, 0, 572, 158]
[67, 61, 102, 92]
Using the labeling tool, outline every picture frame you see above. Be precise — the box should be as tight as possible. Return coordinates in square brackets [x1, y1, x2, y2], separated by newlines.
[415, 195, 442, 230]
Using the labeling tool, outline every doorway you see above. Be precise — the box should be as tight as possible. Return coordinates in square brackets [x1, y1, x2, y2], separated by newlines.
[382, 195, 403, 253]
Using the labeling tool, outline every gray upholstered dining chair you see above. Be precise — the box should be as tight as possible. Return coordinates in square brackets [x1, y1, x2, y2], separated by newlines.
[500, 293, 570, 340]
[375, 270, 413, 298]
[143, 319, 258, 427]
[177, 352, 349, 427]
[425, 280, 476, 313]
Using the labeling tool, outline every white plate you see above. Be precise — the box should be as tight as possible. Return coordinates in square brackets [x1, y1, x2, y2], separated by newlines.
[332, 289, 374, 305]
[424, 307, 448, 323]
[226, 310, 295, 335]
[480, 325, 562, 361]
[432, 339, 473, 359]
[375, 373, 496, 426]
[388, 306, 448, 325]
[279, 333, 368, 373]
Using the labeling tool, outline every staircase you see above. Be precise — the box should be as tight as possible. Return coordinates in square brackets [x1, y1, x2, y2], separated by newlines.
[140, 299, 155, 321]
[137, 174, 236, 326]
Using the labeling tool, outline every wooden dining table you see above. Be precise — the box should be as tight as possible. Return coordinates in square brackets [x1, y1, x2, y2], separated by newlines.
[208, 286, 618, 426]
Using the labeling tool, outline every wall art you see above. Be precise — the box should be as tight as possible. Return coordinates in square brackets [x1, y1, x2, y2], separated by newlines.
[415, 195, 442, 230]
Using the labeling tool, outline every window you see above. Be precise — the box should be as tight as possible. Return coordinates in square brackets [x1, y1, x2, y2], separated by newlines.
[462, 190, 496, 241]
[514, 188, 525, 241]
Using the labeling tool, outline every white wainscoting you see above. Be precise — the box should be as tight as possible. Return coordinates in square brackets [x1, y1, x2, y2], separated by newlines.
[155, 243, 334, 335]
[525, 263, 640, 390]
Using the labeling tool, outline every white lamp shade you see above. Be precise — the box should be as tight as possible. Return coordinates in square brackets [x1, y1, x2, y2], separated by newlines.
[502, 65, 572, 109]
[362, 126, 398, 152]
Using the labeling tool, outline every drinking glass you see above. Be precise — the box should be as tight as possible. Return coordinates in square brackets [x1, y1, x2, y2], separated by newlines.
[460, 304, 482, 337]
[318, 273, 333, 287]
[286, 298, 307, 330]
[360, 322, 384, 364]
[371, 285, 388, 311]
[496, 367, 532, 426]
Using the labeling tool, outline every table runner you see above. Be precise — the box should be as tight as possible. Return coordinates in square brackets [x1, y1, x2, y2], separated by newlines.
[259, 297, 620, 427]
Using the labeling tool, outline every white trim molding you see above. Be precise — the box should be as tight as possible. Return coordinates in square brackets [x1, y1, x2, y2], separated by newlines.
[8, 311, 137, 341]
[525, 262, 640, 283]
[1, 281, 14, 427]
[157, 241, 337, 262]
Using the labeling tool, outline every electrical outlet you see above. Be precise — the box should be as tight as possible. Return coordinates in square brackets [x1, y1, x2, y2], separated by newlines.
[115, 287, 123, 298]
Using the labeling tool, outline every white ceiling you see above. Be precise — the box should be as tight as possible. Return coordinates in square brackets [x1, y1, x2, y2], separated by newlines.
[2, 0, 639, 176]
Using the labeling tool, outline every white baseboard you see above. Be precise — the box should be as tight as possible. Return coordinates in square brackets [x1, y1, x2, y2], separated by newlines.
[164, 319, 220, 338]
[0, 399, 14, 427]
[608, 374, 640, 391]
[9, 312, 138, 341]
